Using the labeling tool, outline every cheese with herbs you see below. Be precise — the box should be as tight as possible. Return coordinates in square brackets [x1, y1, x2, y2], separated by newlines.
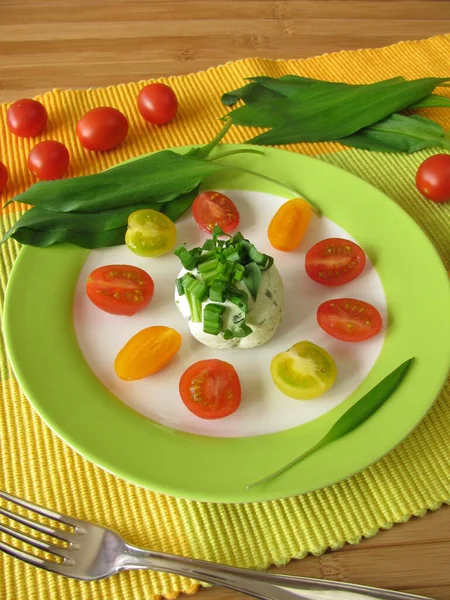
[175, 264, 284, 349]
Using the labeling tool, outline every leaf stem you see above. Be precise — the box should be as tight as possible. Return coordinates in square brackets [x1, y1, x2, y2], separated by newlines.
[195, 118, 234, 159]
[212, 162, 321, 215]
[209, 148, 265, 160]
[246, 443, 320, 489]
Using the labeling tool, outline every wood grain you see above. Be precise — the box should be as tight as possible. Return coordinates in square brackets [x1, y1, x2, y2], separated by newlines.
[201, 506, 450, 600]
[0, 0, 450, 101]
[0, 1, 449, 598]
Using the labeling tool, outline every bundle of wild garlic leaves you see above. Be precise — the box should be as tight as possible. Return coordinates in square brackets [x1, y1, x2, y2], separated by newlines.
[2, 74, 450, 250]
[222, 75, 450, 152]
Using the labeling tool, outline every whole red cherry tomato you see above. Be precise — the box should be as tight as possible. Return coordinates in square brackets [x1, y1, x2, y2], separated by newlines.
[76, 107, 129, 151]
[137, 84, 178, 125]
[7, 98, 48, 137]
[27, 141, 70, 180]
[0, 162, 8, 193]
[416, 154, 450, 203]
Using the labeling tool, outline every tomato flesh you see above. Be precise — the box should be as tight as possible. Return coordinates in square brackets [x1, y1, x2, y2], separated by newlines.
[126, 208, 177, 257]
[7, 98, 48, 137]
[271, 341, 337, 400]
[179, 359, 241, 419]
[27, 141, 70, 180]
[305, 238, 366, 286]
[86, 264, 154, 316]
[115, 326, 181, 380]
[317, 298, 382, 342]
[192, 191, 240, 234]
[0, 162, 8, 193]
[76, 107, 128, 152]
[416, 154, 450, 203]
[137, 83, 178, 125]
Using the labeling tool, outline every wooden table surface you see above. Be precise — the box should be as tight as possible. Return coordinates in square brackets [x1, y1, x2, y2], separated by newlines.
[1, 1, 449, 599]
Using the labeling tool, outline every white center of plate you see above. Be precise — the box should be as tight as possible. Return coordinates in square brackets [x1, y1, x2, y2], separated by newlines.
[73, 190, 387, 438]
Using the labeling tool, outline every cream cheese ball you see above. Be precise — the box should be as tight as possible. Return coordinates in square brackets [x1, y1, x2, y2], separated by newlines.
[175, 264, 284, 349]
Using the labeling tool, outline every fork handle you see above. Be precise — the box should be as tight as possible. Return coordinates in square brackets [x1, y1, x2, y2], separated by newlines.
[122, 545, 431, 600]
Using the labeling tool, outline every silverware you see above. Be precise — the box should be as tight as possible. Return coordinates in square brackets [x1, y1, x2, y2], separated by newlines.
[0, 490, 431, 600]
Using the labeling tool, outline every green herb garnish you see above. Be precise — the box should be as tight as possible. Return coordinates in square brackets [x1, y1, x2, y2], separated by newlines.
[209, 279, 228, 303]
[175, 228, 272, 340]
[227, 286, 249, 316]
[223, 323, 253, 340]
[175, 278, 185, 296]
[181, 273, 208, 302]
[185, 291, 202, 323]
[243, 263, 262, 301]
[174, 246, 201, 270]
[203, 303, 226, 335]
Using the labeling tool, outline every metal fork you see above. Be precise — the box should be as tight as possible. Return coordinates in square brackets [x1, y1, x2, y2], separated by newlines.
[0, 490, 431, 600]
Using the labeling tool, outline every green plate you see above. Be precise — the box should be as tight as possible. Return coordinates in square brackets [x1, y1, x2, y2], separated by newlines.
[4, 145, 450, 503]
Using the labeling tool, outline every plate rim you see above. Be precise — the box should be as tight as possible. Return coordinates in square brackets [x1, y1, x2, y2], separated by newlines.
[4, 144, 450, 503]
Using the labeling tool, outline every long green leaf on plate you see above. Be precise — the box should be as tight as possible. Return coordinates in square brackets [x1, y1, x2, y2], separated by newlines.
[340, 114, 450, 153]
[247, 358, 414, 489]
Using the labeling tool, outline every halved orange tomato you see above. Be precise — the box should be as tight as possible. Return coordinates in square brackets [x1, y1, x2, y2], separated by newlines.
[268, 198, 312, 252]
[115, 326, 182, 381]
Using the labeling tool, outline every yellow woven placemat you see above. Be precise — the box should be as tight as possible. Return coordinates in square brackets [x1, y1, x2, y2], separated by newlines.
[1, 35, 449, 600]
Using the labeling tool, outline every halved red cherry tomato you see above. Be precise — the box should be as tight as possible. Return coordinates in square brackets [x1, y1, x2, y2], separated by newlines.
[76, 107, 128, 152]
[86, 264, 154, 316]
[305, 238, 366, 286]
[137, 83, 178, 125]
[0, 162, 8, 193]
[179, 359, 241, 419]
[317, 298, 382, 342]
[192, 191, 240, 234]
[7, 98, 48, 137]
[416, 154, 450, 203]
[27, 141, 70, 180]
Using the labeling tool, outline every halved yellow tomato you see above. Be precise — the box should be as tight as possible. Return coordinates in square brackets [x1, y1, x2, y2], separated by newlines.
[271, 340, 337, 399]
[126, 208, 176, 257]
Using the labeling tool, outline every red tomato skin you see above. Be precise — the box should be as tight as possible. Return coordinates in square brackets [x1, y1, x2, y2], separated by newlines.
[27, 141, 70, 181]
[76, 107, 129, 151]
[137, 84, 178, 125]
[192, 191, 240, 234]
[416, 154, 450, 203]
[317, 298, 382, 343]
[86, 265, 154, 316]
[0, 162, 8, 193]
[305, 238, 366, 286]
[6, 99, 48, 137]
[179, 359, 241, 419]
